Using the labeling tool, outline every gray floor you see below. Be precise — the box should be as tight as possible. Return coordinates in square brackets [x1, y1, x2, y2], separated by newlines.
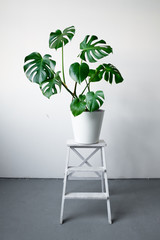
[0, 179, 160, 240]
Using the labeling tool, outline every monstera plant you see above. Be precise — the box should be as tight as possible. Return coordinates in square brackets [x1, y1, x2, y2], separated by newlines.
[23, 26, 123, 116]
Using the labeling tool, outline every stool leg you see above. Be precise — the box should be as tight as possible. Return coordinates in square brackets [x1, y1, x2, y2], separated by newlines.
[60, 146, 70, 224]
[100, 150, 105, 192]
[101, 147, 112, 224]
[101, 172, 105, 192]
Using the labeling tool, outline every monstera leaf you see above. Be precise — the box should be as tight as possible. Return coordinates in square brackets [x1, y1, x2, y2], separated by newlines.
[89, 64, 123, 84]
[69, 62, 89, 84]
[86, 91, 104, 112]
[103, 64, 124, 84]
[40, 72, 61, 98]
[88, 66, 104, 82]
[49, 26, 75, 50]
[24, 52, 56, 84]
[70, 95, 86, 116]
[79, 35, 112, 63]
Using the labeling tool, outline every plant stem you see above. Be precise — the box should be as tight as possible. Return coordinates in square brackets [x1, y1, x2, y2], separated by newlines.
[85, 79, 90, 92]
[60, 80, 75, 97]
[50, 68, 74, 98]
[73, 82, 77, 97]
[62, 44, 66, 84]
[81, 81, 90, 95]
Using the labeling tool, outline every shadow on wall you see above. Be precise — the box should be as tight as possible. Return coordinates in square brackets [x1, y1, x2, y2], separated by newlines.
[106, 100, 160, 178]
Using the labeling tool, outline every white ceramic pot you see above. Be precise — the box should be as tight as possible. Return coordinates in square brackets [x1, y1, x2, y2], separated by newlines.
[71, 110, 104, 144]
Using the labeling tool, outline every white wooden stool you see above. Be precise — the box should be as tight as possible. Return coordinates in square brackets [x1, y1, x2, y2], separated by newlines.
[60, 139, 112, 224]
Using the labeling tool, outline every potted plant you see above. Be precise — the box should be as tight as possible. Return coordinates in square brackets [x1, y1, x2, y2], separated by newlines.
[23, 26, 123, 144]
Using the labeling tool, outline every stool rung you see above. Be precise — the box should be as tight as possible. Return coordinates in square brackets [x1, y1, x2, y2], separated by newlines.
[60, 140, 112, 224]
[67, 166, 105, 173]
[65, 192, 108, 200]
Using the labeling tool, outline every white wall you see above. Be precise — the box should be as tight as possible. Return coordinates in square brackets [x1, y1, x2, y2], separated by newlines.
[0, 0, 160, 178]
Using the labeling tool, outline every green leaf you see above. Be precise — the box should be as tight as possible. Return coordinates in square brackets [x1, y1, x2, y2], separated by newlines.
[69, 62, 89, 84]
[23, 52, 56, 84]
[79, 35, 112, 63]
[89, 64, 124, 84]
[70, 97, 86, 116]
[79, 94, 86, 101]
[40, 71, 61, 99]
[103, 64, 124, 84]
[88, 67, 103, 82]
[86, 91, 104, 112]
[49, 26, 75, 50]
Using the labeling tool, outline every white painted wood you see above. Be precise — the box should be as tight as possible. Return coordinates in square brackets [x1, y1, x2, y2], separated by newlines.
[67, 167, 105, 172]
[67, 139, 106, 148]
[67, 177, 102, 180]
[100, 149, 105, 192]
[78, 148, 100, 167]
[65, 192, 108, 200]
[60, 140, 112, 224]
[60, 147, 70, 224]
[101, 171, 105, 193]
[69, 147, 101, 178]
[101, 147, 112, 224]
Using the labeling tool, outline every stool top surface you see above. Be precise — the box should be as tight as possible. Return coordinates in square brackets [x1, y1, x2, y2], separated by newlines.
[67, 139, 106, 147]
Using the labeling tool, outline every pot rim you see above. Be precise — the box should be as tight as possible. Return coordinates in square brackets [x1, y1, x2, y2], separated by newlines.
[70, 109, 105, 115]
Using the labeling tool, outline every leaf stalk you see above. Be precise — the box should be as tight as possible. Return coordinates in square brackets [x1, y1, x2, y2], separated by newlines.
[62, 44, 66, 84]
[81, 80, 90, 95]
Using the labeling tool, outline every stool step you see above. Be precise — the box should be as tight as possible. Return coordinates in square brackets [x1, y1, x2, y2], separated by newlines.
[65, 192, 108, 200]
[67, 166, 106, 173]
